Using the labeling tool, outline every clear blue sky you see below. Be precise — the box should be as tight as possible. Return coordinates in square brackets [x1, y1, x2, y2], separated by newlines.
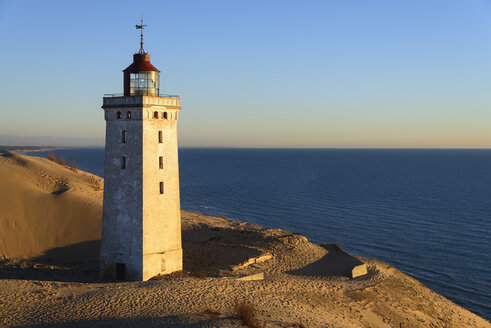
[1, 0, 491, 147]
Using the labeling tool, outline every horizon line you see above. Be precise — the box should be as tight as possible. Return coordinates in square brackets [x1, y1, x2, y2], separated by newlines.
[5, 145, 491, 151]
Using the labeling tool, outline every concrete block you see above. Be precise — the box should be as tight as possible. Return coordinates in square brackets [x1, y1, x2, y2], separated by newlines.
[232, 254, 273, 271]
[351, 264, 368, 278]
[237, 272, 264, 281]
[255, 254, 272, 263]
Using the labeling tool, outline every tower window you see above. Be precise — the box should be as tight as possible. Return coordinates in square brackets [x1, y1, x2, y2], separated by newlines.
[122, 130, 126, 143]
[163, 112, 168, 120]
[158, 131, 163, 143]
[159, 182, 164, 194]
[126, 111, 131, 119]
[159, 156, 163, 169]
[122, 156, 126, 169]
[129, 71, 160, 96]
[117, 111, 121, 119]
[154, 111, 158, 119]
[175, 112, 178, 120]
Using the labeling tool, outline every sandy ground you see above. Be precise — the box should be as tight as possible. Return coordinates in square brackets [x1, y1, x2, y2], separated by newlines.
[0, 150, 489, 328]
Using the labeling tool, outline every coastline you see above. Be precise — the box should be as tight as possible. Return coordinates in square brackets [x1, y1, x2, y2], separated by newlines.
[0, 150, 489, 327]
[1, 146, 60, 153]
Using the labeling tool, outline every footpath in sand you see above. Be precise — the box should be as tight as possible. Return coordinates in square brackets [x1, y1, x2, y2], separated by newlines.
[0, 150, 489, 328]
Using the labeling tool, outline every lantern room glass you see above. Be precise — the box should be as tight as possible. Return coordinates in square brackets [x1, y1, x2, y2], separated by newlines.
[129, 71, 160, 96]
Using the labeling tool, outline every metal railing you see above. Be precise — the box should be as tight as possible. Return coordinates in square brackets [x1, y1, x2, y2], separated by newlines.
[103, 93, 179, 99]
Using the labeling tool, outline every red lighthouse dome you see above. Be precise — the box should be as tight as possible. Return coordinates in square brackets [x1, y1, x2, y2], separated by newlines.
[123, 53, 160, 96]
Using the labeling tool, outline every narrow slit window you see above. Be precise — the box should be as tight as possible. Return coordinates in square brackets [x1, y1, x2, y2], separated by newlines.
[117, 111, 121, 119]
[154, 111, 158, 119]
[175, 112, 178, 120]
[122, 130, 126, 143]
[159, 182, 164, 194]
[126, 111, 131, 119]
[122, 156, 126, 169]
[159, 156, 163, 169]
[158, 131, 163, 143]
[163, 112, 168, 119]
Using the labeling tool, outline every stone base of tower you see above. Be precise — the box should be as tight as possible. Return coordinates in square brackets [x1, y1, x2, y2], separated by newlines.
[100, 248, 183, 281]
[100, 255, 143, 281]
[143, 248, 183, 281]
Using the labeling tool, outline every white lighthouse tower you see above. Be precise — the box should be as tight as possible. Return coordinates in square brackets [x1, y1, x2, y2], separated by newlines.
[100, 21, 182, 281]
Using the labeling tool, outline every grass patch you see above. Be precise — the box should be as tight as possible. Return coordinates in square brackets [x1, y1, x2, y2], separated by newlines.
[47, 152, 68, 168]
[55, 157, 67, 166]
[235, 299, 263, 328]
[53, 177, 69, 194]
[87, 175, 102, 191]
[47, 152, 56, 162]
[69, 161, 78, 172]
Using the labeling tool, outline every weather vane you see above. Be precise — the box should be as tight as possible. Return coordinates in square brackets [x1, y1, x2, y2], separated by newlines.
[136, 15, 147, 54]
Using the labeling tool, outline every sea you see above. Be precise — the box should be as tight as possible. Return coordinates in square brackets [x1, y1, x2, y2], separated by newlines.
[23, 147, 491, 320]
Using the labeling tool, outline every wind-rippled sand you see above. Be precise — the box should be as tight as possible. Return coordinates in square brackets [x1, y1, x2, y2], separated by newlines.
[0, 150, 489, 327]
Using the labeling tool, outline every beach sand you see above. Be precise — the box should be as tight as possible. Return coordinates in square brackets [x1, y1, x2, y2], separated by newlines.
[0, 150, 489, 327]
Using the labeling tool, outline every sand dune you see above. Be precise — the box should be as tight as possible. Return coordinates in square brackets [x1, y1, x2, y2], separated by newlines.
[0, 150, 489, 327]
[0, 150, 102, 260]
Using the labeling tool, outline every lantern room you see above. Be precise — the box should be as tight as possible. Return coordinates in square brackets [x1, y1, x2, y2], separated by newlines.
[123, 53, 160, 96]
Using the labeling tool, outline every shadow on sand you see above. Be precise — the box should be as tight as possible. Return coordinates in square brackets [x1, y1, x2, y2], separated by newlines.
[287, 244, 364, 278]
[17, 315, 242, 328]
[1, 223, 265, 282]
[180, 223, 263, 278]
[0, 240, 101, 283]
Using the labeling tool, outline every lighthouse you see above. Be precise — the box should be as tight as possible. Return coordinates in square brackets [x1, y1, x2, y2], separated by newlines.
[100, 21, 183, 281]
